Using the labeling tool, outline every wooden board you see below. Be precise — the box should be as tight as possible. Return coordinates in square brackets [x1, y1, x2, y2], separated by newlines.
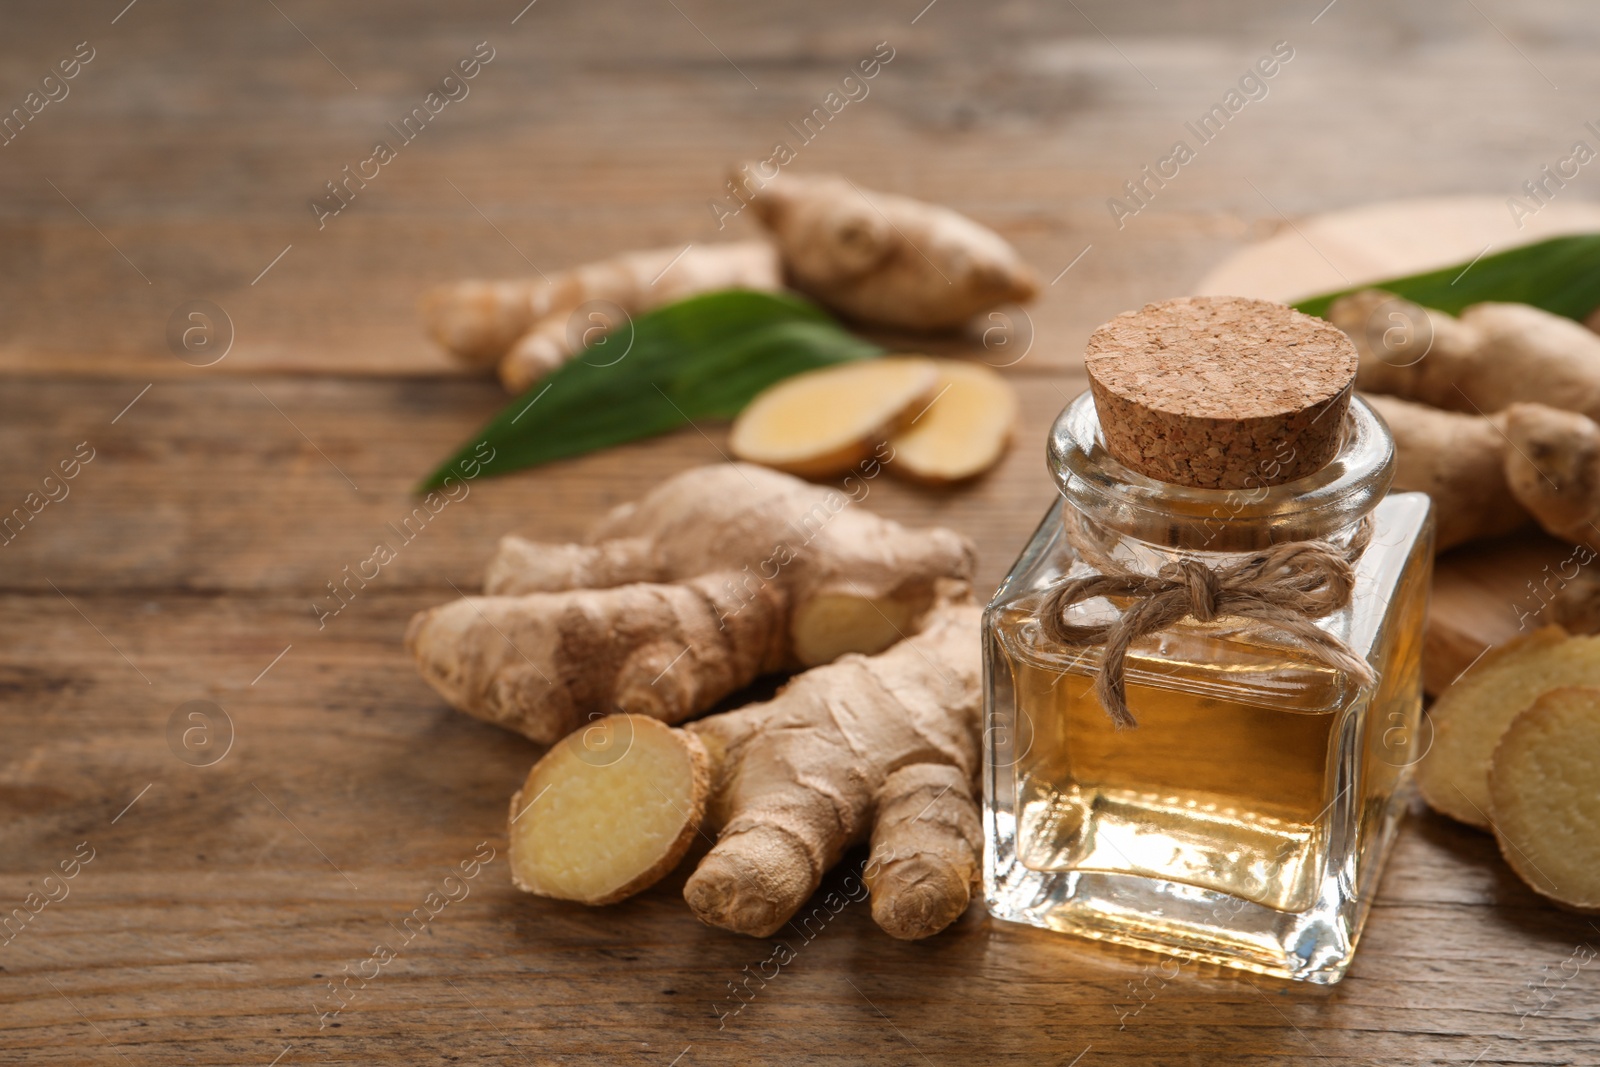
[5, 3, 1600, 1065]
[1196, 196, 1600, 692]
[1194, 196, 1600, 306]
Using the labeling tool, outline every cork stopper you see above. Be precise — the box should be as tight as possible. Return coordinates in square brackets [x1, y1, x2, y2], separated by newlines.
[1084, 296, 1358, 490]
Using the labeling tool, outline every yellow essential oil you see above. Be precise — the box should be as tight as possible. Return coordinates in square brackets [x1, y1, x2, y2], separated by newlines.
[984, 300, 1433, 984]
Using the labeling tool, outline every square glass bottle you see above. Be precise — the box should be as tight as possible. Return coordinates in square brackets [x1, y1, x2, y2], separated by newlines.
[983, 298, 1434, 984]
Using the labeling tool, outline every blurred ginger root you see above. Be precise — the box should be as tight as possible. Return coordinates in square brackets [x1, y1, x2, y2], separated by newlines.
[739, 167, 1038, 331]
[1332, 289, 1600, 422]
[421, 242, 782, 391]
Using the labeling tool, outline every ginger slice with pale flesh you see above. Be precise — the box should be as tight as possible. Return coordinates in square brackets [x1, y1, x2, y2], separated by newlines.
[1417, 627, 1600, 828]
[1489, 686, 1600, 911]
[509, 714, 709, 905]
[889, 360, 1017, 484]
[729, 357, 936, 477]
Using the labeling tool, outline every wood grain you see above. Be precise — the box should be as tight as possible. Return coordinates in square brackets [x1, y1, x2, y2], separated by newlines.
[4, 1, 1600, 1064]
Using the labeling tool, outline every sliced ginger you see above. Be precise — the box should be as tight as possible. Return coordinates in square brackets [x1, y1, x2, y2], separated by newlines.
[730, 356, 1016, 484]
[509, 714, 709, 905]
[1417, 627, 1600, 827]
[729, 357, 937, 477]
[889, 360, 1018, 484]
[1489, 686, 1600, 912]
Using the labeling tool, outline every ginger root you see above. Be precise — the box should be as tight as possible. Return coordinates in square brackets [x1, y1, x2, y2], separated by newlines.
[742, 168, 1038, 330]
[406, 464, 973, 744]
[1364, 394, 1530, 550]
[1365, 393, 1600, 552]
[1500, 403, 1600, 548]
[1550, 571, 1600, 635]
[1331, 289, 1600, 421]
[419, 242, 781, 390]
[686, 598, 981, 940]
[862, 762, 983, 938]
[508, 596, 984, 940]
[729, 357, 938, 477]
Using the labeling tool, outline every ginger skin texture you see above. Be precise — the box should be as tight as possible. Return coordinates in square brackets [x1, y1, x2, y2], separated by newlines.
[508, 596, 984, 941]
[405, 464, 973, 744]
[1336, 289, 1600, 552]
[1367, 393, 1600, 553]
[1332, 290, 1600, 422]
[1500, 402, 1600, 549]
[742, 168, 1038, 331]
[419, 242, 781, 391]
[1364, 394, 1529, 550]
[686, 599, 982, 940]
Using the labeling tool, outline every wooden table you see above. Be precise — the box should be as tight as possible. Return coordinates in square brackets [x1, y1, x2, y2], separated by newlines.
[4, 1, 1598, 1063]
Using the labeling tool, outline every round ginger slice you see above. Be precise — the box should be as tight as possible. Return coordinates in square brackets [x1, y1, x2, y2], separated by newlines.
[1489, 687, 1600, 911]
[509, 714, 709, 905]
[729, 357, 937, 477]
[888, 360, 1018, 484]
[1417, 627, 1600, 828]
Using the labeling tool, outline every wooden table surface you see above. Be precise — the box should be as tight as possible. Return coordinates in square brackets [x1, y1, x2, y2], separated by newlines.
[4, 1, 1599, 1064]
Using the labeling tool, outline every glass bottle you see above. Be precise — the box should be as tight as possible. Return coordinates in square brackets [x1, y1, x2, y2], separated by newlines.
[983, 299, 1434, 985]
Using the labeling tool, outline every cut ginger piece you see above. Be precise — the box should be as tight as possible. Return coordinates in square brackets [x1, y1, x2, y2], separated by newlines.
[1417, 627, 1600, 828]
[509, 714, 709, 905]
[889, 360, 1018, 484]
[729, 357, 937, 477]
[1489, 687, 1600, 911]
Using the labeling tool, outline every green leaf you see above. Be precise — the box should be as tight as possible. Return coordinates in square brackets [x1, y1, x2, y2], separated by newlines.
[1293, 233, 1600, 321]
[418, 290, 883, 491]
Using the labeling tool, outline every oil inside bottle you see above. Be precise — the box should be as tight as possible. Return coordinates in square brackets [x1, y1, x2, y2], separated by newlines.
[992, 538, 1426, 917]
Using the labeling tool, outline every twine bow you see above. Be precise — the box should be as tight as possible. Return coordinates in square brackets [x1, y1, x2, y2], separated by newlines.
[1040, 516, 1375, 728]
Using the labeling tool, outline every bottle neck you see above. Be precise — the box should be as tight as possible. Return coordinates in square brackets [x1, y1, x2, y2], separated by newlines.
[1060, 502, 1371, 581]
[1049, 391, 1395, 556]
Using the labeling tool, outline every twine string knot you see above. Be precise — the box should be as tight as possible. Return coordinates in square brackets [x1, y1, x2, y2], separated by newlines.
[1040, 515, 1376, 728]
